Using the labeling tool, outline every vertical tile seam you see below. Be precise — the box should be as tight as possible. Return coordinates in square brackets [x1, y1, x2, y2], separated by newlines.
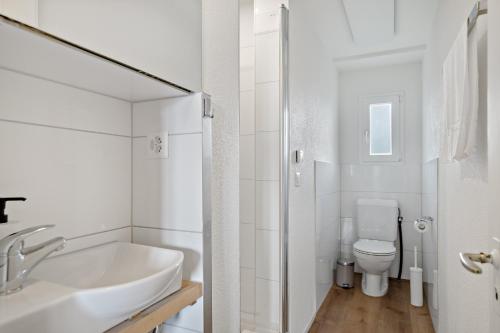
[252, 19, 258, 318]
[130, 102, 134, 243]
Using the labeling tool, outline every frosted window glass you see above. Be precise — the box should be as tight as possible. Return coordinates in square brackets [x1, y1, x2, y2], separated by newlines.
[369, 103, 392, 155]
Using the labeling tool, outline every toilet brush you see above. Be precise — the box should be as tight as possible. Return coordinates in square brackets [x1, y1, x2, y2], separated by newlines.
[410, 245, 423, 307]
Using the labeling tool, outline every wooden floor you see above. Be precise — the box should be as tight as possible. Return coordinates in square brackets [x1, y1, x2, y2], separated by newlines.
[309, 274, 435, 333]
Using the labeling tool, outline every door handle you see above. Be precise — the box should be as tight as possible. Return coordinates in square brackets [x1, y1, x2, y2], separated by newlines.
[460, 250, 500, 274]
[363, 130, 369, 144]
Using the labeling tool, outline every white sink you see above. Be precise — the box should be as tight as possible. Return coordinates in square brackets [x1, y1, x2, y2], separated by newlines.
[0, 242, 184, 333]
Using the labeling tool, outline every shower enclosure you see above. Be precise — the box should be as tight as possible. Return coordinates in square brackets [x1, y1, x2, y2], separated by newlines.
[239, 1, 341, 332]
[239, 2, 289, 332]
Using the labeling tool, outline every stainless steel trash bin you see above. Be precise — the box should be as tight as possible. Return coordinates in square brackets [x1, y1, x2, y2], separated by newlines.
[336, 258, 354, 288]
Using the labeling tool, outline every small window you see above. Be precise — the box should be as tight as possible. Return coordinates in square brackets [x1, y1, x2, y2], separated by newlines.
[369, 103, 392, 155]
[359, 94, 402, 162]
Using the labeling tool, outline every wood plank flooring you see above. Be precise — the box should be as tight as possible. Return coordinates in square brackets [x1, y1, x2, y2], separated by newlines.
[309, 274, 435, 333]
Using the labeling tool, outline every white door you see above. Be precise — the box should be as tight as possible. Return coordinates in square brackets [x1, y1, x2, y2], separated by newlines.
[488, 1, 500, 331]
[457, 2, 500, 332]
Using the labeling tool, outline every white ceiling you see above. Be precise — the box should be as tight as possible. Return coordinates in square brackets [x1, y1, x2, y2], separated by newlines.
[301, 0, 439, 69]
[342, 0, 395, 45]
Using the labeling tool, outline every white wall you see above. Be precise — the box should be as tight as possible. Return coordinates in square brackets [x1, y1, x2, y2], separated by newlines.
[422, 158, 439, 327]
[422, 1, 491, 332]
[239, 0, 257, 330]
[202, 0, 241, 332]
[339, 63, 424, 280]
[288, 0, 340, 332]
[131, 95, 204, 333]
[0, 68, 131, 252]
[1, 0, 202, 91]
[35, 0, 201, 92]
[0, 0, 38, 26]
[314, 161, 340, 309]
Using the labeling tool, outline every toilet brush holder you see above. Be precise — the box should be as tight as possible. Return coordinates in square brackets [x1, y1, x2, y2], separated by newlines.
[410, 267, 423, 307]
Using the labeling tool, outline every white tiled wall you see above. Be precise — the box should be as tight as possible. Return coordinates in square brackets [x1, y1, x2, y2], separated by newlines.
[0, 68, 132, 249]
[339, 63, 424, 280]
[241, 91, 256, 135]
[241, 267, 256, 314]
[0, 69, 131, 135]
[240, 135, 256, 180]
[256, 229, 280, 280]
[255, 180, 279, 230]
[255, 132, 280, 180]
[255, 278, 280, 331]
[254, 1, 282, 326]
[241, 223, 256, 269]
[255, 32, 279, 83]
[422, 158, 438, 324]
[239, 0, 284, 331]
[255, 82, 279, 132]
[133, 227, 204, 332]
[131, 94, 204, 333]
[132, 134, 203, 232]
[240, 180, 256, 224]
[314, 161, 341, 309]
[286, 1, 340, 330]
[240, 1, 257, 330]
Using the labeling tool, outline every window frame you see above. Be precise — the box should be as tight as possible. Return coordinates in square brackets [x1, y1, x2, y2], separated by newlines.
[358, 93, 404, 163]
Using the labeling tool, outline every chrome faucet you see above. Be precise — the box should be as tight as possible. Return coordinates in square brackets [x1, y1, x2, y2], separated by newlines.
[0, 225, 65, 295]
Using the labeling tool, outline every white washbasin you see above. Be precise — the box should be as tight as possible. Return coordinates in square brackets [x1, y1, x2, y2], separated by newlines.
[0, 242, 184, 333]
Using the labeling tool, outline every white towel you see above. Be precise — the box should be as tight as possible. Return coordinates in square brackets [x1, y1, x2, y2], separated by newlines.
[441, 22, 479, 162]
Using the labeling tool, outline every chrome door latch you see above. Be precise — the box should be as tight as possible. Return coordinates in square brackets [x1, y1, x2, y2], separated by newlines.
[202, 93, 213, 119]
[460, 249, 500, 274]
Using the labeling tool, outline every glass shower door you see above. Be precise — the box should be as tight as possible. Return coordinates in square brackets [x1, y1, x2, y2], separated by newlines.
[238, 2, 289, 332]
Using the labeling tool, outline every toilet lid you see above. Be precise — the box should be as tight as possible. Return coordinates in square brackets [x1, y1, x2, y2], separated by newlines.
[353, 239, 396, 255]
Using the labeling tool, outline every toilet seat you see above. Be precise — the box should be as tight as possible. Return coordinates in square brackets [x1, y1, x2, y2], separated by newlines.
[353, 239, 396, 256]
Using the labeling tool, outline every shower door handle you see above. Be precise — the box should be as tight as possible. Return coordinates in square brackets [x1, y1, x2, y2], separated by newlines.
[460, 250, 500, 274]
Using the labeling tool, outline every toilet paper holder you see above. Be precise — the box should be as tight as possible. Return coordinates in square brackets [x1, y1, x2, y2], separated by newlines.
[414, 216, 433, 233]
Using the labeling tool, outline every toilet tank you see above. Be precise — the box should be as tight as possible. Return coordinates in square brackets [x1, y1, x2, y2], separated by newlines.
[356, 199, 399, 241]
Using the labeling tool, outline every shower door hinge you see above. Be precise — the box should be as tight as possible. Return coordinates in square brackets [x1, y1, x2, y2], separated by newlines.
[202, 93, 214, 119]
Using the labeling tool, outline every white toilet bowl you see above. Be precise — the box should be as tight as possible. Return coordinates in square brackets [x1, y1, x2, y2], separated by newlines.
[353, 239, 396, 297]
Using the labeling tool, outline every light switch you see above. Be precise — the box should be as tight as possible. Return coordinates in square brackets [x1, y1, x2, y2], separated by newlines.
[294, 150, 304, 164]
[147, 132, 169, 159]
[295, 171, 301, 187]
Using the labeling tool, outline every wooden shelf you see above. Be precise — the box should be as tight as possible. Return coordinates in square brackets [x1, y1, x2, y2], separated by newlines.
[0, 14, 192, 102]
[105, 281, 202, 333]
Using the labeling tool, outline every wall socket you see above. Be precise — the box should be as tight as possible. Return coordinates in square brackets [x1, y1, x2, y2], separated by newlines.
[147, 132, 169, 159]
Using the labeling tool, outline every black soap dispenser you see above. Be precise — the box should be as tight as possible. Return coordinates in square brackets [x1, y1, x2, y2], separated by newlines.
[0, 197, 26, 223]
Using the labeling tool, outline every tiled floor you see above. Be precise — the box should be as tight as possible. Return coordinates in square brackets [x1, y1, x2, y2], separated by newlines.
[309, 274, 435, 333]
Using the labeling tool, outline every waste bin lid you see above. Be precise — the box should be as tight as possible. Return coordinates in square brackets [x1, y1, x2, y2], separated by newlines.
[337, 258, 354, 266]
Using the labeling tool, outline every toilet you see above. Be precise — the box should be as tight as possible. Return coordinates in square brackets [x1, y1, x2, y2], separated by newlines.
[353, 198, 398, 297]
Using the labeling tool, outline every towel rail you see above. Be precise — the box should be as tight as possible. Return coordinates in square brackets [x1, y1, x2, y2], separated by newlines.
[468, 0, 488, 35]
